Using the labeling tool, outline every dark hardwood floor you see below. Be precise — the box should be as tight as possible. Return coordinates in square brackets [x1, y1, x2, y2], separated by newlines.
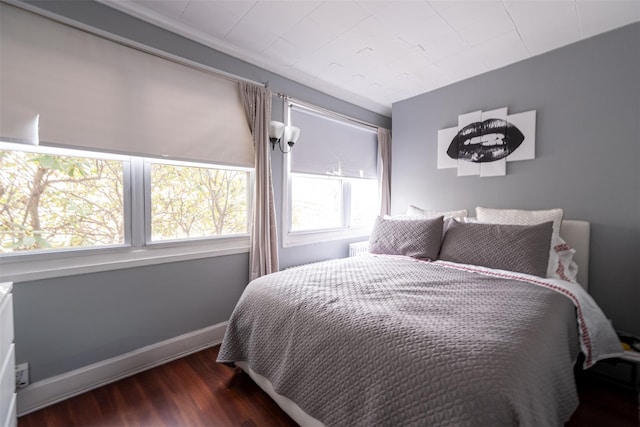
[567, 374, 639, 427]
[19, 345, 639, 427]
[19, 346, 296, 427]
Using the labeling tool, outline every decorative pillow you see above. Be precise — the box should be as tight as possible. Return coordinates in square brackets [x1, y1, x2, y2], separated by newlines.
[438, 220, 553, 277]
[475, 207, 578, 282]
[369, 216, 443, 260]
[407, 205, 469, 219]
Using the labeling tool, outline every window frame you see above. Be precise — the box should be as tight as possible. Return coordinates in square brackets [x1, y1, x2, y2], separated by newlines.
[281, 101, 379, 248]
[0, 142, 252, 282]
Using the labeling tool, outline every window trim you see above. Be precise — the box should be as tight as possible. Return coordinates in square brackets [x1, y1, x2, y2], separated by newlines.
[0, 237, 249, 282]
[0, 142, 252, 282]
[280, 101, 378, 248]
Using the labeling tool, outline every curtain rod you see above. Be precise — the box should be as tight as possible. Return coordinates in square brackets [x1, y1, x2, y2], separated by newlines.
[4, 0, 264, 88]
[274, 93, 380, 131]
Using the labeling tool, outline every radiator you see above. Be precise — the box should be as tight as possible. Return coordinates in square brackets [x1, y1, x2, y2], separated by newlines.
[349, 241, 370, 257]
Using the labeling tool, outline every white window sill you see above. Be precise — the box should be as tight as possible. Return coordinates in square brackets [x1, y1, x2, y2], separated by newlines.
[0, 236, 249, 282]
[283, 227, 370, 248]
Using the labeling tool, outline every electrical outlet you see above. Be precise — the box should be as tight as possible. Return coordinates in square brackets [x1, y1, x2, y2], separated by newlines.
[15, 362, 29, 389]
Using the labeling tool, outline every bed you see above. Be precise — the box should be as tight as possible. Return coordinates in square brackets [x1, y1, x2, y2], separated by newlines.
[218, 209, 622, 427]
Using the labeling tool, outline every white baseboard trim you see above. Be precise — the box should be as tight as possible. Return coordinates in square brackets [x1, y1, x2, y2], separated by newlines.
[17, 321, 228, 417]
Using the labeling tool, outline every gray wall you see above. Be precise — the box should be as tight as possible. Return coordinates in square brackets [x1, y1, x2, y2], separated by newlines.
[392, 23, 640, 336]
[13, 0, 390, 382]
[13, 255, 249, 381]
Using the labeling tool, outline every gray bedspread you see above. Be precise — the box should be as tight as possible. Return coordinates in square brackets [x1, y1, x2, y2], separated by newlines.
[218, 255, 583, 427]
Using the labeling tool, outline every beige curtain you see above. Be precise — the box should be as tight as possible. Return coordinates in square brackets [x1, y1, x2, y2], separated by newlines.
[238, 82, 279, 280]
[377, 128, 392, 216]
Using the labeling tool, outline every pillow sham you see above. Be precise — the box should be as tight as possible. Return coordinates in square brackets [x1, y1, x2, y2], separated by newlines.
[475, 207, 578, 282]
[369, 215, 443, 260]
[476, 207, 563, 239]
[407, 205, 469, 219]
[438, 220, 553, 277]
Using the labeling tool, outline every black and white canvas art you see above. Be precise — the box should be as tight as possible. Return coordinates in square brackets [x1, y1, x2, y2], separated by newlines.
[437, 108, 536, 177]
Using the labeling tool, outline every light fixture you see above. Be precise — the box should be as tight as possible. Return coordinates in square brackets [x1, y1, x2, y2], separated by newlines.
[269, 120, 300, 153]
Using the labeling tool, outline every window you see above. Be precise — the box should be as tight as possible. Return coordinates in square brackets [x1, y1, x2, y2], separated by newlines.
[291, 174, 342, 231]
[0, 4, 255, 281]
[148, 160, 249, 242]
[283, 102, 379, 246]
[0, 144, 127, 253]
[0, 141, 252, 279]
[349, 178, 379, 227]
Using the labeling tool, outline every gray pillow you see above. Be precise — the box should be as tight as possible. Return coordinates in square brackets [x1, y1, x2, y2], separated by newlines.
[369, 216, 443, 260]
[438, 220, 553, 277]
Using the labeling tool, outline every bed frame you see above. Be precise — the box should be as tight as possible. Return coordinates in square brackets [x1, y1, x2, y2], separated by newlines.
[238, 219, 591, 426]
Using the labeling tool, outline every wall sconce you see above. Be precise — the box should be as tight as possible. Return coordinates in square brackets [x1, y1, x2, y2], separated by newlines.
[269, 121, 300, 153]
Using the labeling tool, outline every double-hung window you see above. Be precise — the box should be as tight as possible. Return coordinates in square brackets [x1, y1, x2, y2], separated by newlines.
[283, 101, 379, 246]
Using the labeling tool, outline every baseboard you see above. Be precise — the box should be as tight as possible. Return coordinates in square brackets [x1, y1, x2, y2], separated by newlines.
[16, 321, 228, 417]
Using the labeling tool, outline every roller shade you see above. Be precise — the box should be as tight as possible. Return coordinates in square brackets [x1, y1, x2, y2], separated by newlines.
[0, 4, 254, 167]
[290, 106, 378, 179]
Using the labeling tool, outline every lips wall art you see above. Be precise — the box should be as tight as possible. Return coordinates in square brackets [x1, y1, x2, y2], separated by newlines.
[437, 108, 536, 177]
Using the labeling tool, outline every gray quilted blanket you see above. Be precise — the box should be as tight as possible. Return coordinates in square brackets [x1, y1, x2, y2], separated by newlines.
[218, 255, 583, 427]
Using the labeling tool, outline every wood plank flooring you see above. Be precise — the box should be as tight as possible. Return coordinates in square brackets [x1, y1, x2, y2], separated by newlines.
[568, 374, 639, 427]
[19, 346, 296, 427]
[19, 345, 639, 427]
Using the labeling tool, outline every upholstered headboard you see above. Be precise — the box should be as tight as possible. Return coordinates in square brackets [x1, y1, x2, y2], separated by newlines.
[559, 220, 590, 290]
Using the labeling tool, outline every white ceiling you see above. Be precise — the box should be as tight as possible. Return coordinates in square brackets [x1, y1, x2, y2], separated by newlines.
[100, 0, 640, 116]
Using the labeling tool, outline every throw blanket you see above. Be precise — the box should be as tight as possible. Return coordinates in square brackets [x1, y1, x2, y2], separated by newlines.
[218, 255, 621, 427]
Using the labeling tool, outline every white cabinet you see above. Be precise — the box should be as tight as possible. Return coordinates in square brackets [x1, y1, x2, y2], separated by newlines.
[0, 282, 16, 427]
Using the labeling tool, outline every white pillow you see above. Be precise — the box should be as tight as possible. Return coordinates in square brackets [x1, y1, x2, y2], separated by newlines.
[475, 207, 578, 283]
[407, 205, 469, 219]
